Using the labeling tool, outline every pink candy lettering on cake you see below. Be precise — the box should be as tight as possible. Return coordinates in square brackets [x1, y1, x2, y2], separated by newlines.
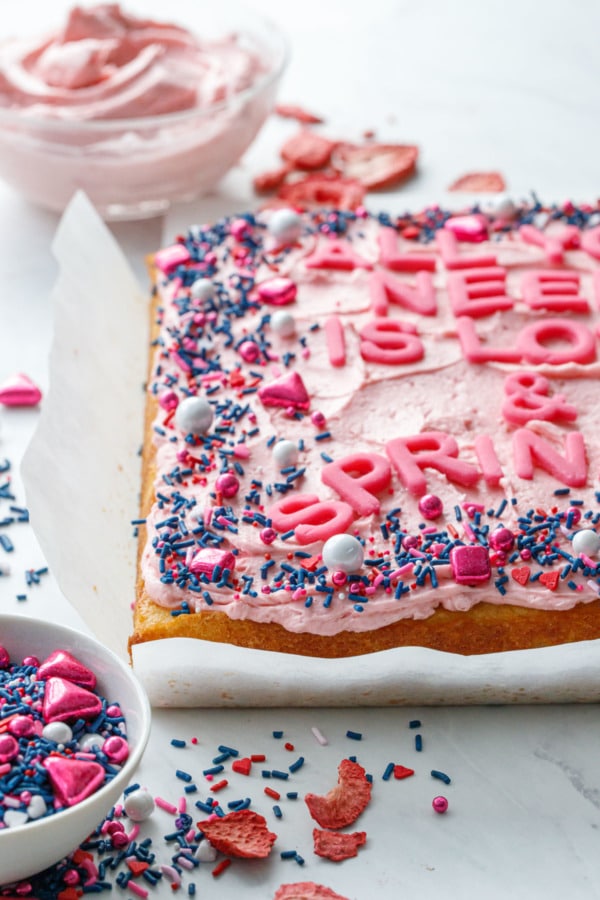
[261, 218, 600, 541]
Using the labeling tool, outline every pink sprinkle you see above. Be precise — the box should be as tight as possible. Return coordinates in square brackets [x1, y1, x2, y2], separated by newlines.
[154, 797, 178, 815]
[520, 549, 532, 560]
[114, 804, 124, 816]
[292, 588, 306, 601]
[391, 564, 415, 578]
[409, 548, 427, 559]
[161, 865, 182, 884]
[0, 763, 11, 776]
[127, 880, 149, 898]
[586, 580, 600, 594]
[233, 444, 250, 459]
[185, 828, 196, 842]
[581, 554, 596, 568]
[421, 525, 438, 535]
[205, 774, 214, 781]
[127, 824, 140, 843]
[364, 586, 376, 595]
[177, 856, 195, 871]
[171, 351, 192, 374]
[463, 523, 477, 541]
[178, 797, 187, 813]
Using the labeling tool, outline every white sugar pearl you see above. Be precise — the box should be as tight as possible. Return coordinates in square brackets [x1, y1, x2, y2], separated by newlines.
[273, 440, 299, 468]
[77, 732, 104, 751]
[572, 529, 600, 557]
[190, 278, 214, 302]
[484, 196, 516, 220]
[27, 795, 47, 820]
[322, 534, 365, 573]
[175, 396, 214, 435]
[124, 788, 155, 822]
[3, 810, 29, 828]
[270, 310, 296, 338]
[196, 839, 218, 862]
[42, 722, 73, 744]
[268, 208, 303, 244]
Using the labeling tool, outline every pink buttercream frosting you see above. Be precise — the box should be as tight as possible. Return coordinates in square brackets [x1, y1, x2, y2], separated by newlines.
[0, 4, 265, 120]
[141, 205, 600, 639]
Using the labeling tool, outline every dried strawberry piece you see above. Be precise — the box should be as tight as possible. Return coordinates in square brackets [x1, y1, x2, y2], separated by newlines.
[281, 130, 338, 170]
[253, 163, 293, 195]
[448, 171, 506, 192]
[274, 882, 351, 900]
[305, 758, 372, 829]
[197, 809, 277, 859]
[277, 174, 365, 211]
[275, 104, 324, 125]
[312, 828, 367, 861]
[332, 142, 418, 190]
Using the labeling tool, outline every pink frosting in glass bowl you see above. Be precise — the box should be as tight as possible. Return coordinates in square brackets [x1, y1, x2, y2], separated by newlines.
[0, 2, 287, 219]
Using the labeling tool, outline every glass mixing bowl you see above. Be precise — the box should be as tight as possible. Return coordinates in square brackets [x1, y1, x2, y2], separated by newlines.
[0, 1, 287, 219]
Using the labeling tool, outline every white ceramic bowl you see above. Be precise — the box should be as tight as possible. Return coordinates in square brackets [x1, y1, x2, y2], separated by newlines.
[0, 1, 287, 219]
[0, 615, 151, 884]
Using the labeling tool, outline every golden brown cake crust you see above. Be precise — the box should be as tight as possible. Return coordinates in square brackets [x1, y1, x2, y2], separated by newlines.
[131, 585, 600, 658]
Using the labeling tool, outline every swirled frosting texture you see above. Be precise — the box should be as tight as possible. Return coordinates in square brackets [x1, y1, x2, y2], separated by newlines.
[0, 4, 264, 120]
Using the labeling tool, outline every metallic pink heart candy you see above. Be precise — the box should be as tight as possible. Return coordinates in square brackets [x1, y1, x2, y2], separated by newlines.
[258, 371, 310, 410]
[37, 649, 97, 689]
[257, 277, 297, 306]
[42, 756, 106, 806]
[0, 372, 42, 407]
[43, 677, 102, 723]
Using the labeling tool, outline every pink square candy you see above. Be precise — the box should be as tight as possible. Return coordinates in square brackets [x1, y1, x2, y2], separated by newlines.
[450, 545, 491, 586]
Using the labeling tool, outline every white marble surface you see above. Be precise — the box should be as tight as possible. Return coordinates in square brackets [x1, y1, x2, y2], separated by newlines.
[1, 0, 600, 895]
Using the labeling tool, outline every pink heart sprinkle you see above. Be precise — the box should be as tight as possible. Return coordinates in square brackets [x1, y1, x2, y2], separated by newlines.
[0, 373, 42, 407]
[43, 677, 102, 723]
[43, 756, 106, 806]
[37, 649, 97, 689]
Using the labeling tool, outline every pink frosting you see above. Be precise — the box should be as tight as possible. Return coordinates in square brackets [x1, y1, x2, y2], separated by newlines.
[141, 211, 600, 640]
[0, 4, 265, 120]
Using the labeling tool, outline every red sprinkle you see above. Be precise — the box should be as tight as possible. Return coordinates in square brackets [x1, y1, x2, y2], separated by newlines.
[212, 859, 232, 878]
[210, 779, 229, 793]
[265, 787, 281, 800]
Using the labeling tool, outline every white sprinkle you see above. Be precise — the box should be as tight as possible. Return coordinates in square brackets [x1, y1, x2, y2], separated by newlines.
[311, 726, 328, 746]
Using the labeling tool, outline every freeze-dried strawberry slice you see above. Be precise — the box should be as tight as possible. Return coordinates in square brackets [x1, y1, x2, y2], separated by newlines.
[274, 882, 351, 900]
[448, 171, 506, 192]
[253, 163, 293, 194]
[313, 828, 367, 861]
[281, 130, 338, 170]
[277, 174, 365, 210]
[332, 142, 418, 190]
[305, 758, 372, 828]
[197, 809, 277, 859]
[275, 104, 324, 125]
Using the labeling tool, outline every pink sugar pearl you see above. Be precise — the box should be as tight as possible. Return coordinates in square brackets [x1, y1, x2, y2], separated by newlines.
[418, 494, 443, 520]
[215, 473, 240, 498]
[432, 795, 449, 814]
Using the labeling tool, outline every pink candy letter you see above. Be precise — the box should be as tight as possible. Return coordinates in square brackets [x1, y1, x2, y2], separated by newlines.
[268, 493, 355, 545]
[385, 432, 480, 496]
[321, 452, 391, 516]
[359, 319, 424, 365]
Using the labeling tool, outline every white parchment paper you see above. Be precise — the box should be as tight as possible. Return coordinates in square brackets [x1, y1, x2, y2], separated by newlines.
[21, 192, 600, 705]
